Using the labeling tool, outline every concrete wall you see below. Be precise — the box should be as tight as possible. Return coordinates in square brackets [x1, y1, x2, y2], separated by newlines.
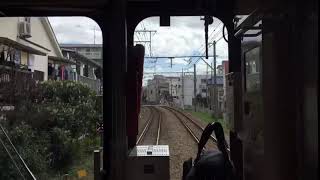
[146, 82, 157, 103]
[167, 77, 181, 97]
[182, 75, 194, 106]
[0, 17, 19, 39]
[181, 75, 210, 106]
[29, 17, 60, 57]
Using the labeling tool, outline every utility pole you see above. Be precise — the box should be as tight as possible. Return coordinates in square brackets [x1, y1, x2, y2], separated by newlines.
[170, 79, 173, 98]
[213, 40, 217, 117]
[206, 63, 209, 108]
[211, 62, 213, 110]
[154, 58, 157, 74]
[181, 68, 184, 109]
[135, 30, 156, 57]
[194, 64, 197, 112]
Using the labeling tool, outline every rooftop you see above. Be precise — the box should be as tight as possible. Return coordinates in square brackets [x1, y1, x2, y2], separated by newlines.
[60, 44, 102, 48]
[207, 76, 224, 85]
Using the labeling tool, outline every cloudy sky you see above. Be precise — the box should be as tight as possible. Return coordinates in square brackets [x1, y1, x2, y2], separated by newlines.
[49, 16, 229, 84]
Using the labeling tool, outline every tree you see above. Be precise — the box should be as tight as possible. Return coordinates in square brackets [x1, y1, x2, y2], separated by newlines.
[0, 80, 101, 179]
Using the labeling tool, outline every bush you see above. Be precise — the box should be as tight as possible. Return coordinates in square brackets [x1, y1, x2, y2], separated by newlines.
[0, 80, 101, 179]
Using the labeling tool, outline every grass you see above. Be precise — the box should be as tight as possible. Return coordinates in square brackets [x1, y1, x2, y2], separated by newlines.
[67, 154, 94, 179]
[184, 109, 230, 133]
[185, 110, 215, 123]
[49, 136, 100, 180]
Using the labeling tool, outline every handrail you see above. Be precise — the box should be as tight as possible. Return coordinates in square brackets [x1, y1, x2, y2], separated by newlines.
[0, 124, 37, 180]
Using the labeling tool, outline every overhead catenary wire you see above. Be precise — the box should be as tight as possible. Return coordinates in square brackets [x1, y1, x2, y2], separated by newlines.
[186, 22, 224, 68]
[184, 21, 222, 65]
[140, 19, 225, 74]
[185, 28, 226, 70]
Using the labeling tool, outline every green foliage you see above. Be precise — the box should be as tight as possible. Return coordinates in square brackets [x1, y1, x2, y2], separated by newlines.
[185, 110, 230, 133]
[0, 80, 101, 179]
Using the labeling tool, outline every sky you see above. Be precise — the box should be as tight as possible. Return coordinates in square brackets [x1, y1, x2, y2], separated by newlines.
[49, 16, 229, 84]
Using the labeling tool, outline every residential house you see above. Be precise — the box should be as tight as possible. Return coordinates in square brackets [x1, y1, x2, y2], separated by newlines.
[0, 17, 69, 104]
[60, 44, 102, 66]
[0, 17, 103, 97]
[166, 76, 182, 105]
[207, 75, 224, 113]
[60, 48, 103, 94]
[145, 75, 169, 103]
[0, 17, 65, 81]
[181, 74, 211, 108]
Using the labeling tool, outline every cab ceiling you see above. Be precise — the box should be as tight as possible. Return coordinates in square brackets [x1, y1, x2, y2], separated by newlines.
[0, 0, 258, 16]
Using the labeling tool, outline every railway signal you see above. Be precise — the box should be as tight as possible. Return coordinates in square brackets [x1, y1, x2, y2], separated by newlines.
[96, 117, 104, 147]
[96, 122, 104, 133]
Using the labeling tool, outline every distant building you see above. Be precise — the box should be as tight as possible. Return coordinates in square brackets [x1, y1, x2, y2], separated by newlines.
[166, 76, 181, 99]
[144, 67, 230, 110]
[145, 75, 169, 103]
[207, 76, 224, 111]
[59, 44, 103, 94]
[221, 60, 229, 117]
[180, 74, 212, 108]
[60, 44, 102, 65]
[144, 74, 217, 108]
[60, 48, 103, 94]
[207, 60, 229, 116]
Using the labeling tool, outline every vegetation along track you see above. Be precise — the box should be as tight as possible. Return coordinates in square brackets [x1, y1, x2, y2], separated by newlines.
[136, 106, 162, 145]
[162, 106, 230, 152]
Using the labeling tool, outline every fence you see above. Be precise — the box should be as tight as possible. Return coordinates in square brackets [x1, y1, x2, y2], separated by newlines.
[78, 75, 102, 94]
[0, 65, 35, 105]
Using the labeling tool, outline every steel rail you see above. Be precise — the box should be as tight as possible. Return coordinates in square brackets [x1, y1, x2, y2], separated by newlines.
[136, 106, 154, 144]
[163, 106, 230, 152]
[155, 107, 162, 145]
[137, 106, 162, 145]
[171, 107, 217, 143]
[162, 106, 200, 145]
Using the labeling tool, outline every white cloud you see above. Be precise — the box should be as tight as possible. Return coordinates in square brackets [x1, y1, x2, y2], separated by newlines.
[48, 17, 102, 44]
[48, 16, 228, 79]
[136, 16, 229, 75]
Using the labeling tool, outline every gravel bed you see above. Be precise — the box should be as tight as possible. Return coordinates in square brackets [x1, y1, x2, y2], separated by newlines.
[182, 110, 230, 146]
[159, 107, 198, 180]
[169, 108, 217, 151]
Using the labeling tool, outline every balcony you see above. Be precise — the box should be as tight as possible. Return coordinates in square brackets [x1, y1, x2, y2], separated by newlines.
[0, 64, 35, 105]
[80, 52, 102, 60]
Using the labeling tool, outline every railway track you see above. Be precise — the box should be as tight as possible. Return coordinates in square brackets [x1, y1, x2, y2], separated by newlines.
[162, 106, 230, 152]
[136, 106, 162, 145]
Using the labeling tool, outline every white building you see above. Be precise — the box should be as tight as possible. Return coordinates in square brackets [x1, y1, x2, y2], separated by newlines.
[167, 76, 181, 97]
[145, 75, 169, 103]
[180, 74, 210, 108]
[60, 44, 102, 65]
[143, 74, 211, 108]
[0, 17, 64, 81]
